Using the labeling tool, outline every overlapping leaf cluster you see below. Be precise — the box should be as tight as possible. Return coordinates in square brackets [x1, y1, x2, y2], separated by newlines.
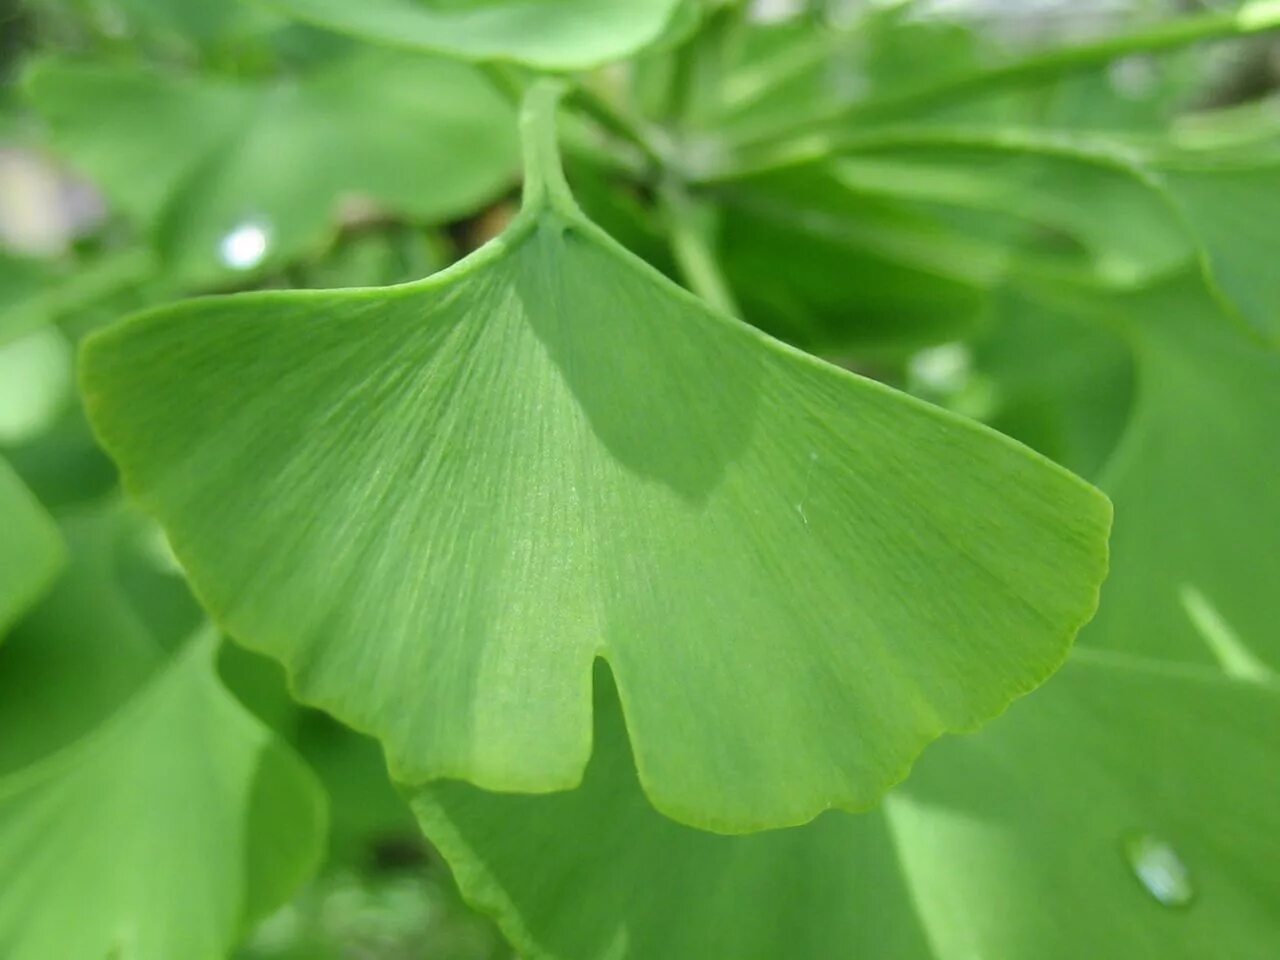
[2, 0, 1279, 957]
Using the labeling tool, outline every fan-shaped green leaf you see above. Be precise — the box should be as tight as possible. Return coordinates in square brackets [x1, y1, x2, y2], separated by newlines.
[0, 511, 326, 959]
[0, 458, 62, 639]
[411, 652, 1280, 960]
[260, 0, 691, 71]
[26, 52, 517, 285]
[81, 84, 1110, 832]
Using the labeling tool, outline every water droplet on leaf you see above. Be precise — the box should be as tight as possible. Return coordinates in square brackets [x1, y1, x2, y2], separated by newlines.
[219, 221, 271, 271]
[1123, 832, 1195, 908]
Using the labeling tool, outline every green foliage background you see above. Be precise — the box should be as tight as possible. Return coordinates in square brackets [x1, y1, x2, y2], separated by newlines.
[1, 0, 1278, 958]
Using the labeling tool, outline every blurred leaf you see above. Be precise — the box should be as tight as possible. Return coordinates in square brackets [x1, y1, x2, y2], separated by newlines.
[717, 166, 1005, 352]
[730, 125, 1280, 342]
[1156, 157, 1280, 342]
[216, 640, 421, 867]
[972, 269, 1280, 674]
[238, 868, 506, 960]
[0, 248, 159, 350]
[411, 652, 1280, 960]
[26, 51, 518, 286]
[294, 714, 419, 867]
[0, 252, 62, 346]
[974, 283, 1135, 481]
[260, 0, 693, 70]
[686, 7, 1007, 144]
[809, 1, 1280, 131]
[102, 0, 278, 48]
[0, 457, 62, 639]
[827, 148, 1193, 287]
[80, 83, 1110, 833]
[3, 403, 119, 508]
[0, 511, 326, 960]
[22, 0, 282, 58]
[670, 13, 1202, 351]
[294, 226, 453, 290]
[0, 327, 75, 446]
[0, 510, 201, 772]
[0, 632, 326, 960]
[1076, 273, 1280, 671]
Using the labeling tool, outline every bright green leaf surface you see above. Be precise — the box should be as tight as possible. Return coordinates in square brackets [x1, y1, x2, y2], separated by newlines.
[26, 52, 517, 285]
[261, 0, 689, 70]
[0, 511, 326, 959]
[412, 652, 1280, 960]
[81, 85, 1110, 831]
[0, 458, 63, 640]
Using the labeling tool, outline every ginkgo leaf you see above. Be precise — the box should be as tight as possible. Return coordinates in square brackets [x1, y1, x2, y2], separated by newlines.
[0, 510, 327, 959]
[81, 82, 1110, 832]
[410, 651, 1280, 960]
[0, 458, 63, 640]
[26, 51, 517, 285]
[261, 0, 691, 71]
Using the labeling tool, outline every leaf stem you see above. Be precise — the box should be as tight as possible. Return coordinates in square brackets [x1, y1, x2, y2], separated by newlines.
[520, 79, 578, 215]
[660, 180, 741, 317]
